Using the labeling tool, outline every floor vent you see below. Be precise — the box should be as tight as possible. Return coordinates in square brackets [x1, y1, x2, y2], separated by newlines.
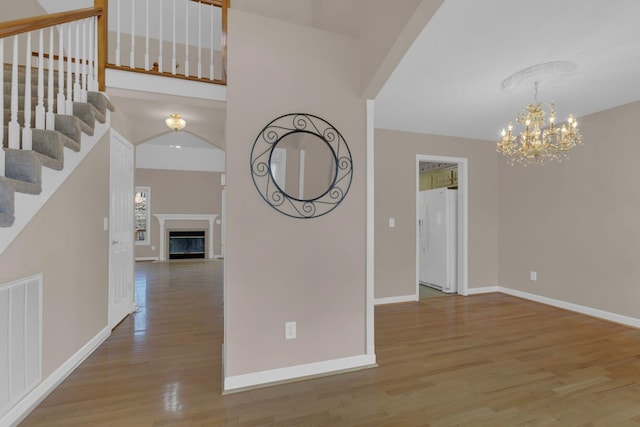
[0, 274, 42, 418]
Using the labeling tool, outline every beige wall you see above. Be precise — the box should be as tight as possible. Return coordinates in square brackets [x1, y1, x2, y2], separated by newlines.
[375, 128, 499, 299]
[498, 100, 640, 318]
[134, 168, 223, 259]
[3, 0, 46, 20]
[225, 9, 366, 377]
[0, 132, 110, 377]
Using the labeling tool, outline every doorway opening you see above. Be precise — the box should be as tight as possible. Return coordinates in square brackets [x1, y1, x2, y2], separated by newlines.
[415, 155, 468, 299]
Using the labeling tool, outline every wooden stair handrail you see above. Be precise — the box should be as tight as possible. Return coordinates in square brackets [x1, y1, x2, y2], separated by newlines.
[194, 0, 224, 6]
[0, 7, 103, 39]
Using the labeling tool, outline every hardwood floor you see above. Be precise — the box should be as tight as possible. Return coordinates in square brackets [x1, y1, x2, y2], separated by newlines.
[20, 260, 640, 426]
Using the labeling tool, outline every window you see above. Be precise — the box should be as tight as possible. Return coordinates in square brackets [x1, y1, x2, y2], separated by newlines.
[135, 186, 151, 245]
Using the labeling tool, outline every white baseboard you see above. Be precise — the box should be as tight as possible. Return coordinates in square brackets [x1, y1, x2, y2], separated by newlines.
[467, 286, 500, 295]
[135, 257, 159, 262]
[498, 286, 640, 329]
[374, 294, 418, 305]
[2, 326, 111, 427]
[224, 354, 376, 392]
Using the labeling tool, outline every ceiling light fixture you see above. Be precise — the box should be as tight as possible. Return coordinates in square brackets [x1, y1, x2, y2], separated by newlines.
[497, 63, 583, 165]
[165, 113, 186, 131]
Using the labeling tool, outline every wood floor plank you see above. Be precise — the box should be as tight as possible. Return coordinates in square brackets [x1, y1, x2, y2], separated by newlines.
[18, 260, 640, 426]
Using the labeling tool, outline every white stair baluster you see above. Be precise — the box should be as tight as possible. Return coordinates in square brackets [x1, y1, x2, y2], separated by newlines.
[144, 0, 149, 70]
[8, 36, 20, 149]
[115, 0, 121, 66]
[89, 16, 98, 91]
[197, 1, 202, 79]
[46, 26, 55, 130]
[210, 3, 214, 80]
[35, 29, 45, 130]
[74, 21, 81, 102]
[130, 0, 135, 69]
[184, 0, 189, 77]
[66, 23, 73, 115]
[172, 0, 176, 75]
[57, 25, 65, 115]
[0, 38, 4, 176]
[81, 19, 88, 102]
[23, 32, 32, 150]
[158, 0, 163, 73]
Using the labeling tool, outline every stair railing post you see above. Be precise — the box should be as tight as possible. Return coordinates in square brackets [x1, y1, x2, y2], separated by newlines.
[57, 24, 65, 115]
[96, 0, 107, 91]
[197, 1, 202, 79]
[66, 23, 73, 114]
[158, 0, 163, 73]
[172, 0, 176, 75]
[0, 38, 4, 177]
[46, 26, 55, 130]
[36, 29, 45, 129]
[8, 36, 20, 150]
[130, 0, 135, 69]
[145, 0, 150, 70]
[90, 16, 98, 91]
[74, 21, 81, 102]
[184, 0, 189, 77]
[23, 32, 33, 150]
[209, 3, 214, 80]
[81, 19, 88, 102]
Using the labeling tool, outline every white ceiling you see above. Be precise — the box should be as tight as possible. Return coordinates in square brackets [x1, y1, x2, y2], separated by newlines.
[375, 0, 640, 142]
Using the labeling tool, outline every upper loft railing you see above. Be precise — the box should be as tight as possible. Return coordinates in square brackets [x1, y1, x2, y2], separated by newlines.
[107, 0, 228, 85]
[0, 6, 103, 176]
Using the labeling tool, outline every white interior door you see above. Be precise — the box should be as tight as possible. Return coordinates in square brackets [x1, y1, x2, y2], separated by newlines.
[109, 130, 135, 329]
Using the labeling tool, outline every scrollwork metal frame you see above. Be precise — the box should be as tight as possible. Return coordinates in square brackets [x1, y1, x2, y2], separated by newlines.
[250, 113, 353, 219]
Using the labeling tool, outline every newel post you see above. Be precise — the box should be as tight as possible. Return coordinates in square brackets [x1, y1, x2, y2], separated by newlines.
[95, 0, 107, 91]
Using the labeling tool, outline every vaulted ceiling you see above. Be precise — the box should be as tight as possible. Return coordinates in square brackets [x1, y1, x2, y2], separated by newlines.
[375, 0, 640, 141]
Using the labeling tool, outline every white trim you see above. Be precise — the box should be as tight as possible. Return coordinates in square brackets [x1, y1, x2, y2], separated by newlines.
[224, 354, 376, 392]
[0, 114, 110, 256]
[498, 287, 640, 329]
[365, 99, 375, 356]
[467, 286, 500, 295]
[374, 294, 418, 305]
[415, 155, 469, 298]
[135, 256, 159, 262]
[106, 68, 226, 101]
[1, 326, 110, 427]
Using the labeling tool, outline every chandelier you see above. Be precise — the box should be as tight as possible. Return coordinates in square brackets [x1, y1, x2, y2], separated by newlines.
[165, 113, 186, 131]
[497, 82, 582, 165]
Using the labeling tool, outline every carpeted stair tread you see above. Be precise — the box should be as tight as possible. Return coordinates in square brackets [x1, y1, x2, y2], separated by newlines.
[0, 176, 15, 227]
[3, 148, 42, 195]
[87, 91, 115, 116]
[32, 129, 65, 170]
[72, 102, 97, 132]
[3, 127, 66, 170]
[52, 115, 84, 148]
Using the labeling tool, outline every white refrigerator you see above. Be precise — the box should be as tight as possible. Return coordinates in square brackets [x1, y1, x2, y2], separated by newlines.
[419, 188, 458, 293]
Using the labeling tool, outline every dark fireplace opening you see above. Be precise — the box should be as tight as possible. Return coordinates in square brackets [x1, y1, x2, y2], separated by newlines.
[169, 230, 205, 259]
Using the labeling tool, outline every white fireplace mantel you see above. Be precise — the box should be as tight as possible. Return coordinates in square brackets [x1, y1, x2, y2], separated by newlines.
[153, 214, 219, 261]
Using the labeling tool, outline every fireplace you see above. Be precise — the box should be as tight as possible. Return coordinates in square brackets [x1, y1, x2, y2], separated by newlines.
[168, 230, 206, 259]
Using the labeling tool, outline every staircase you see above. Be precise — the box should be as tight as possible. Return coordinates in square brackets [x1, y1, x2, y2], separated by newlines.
[0, 63, 114, 227]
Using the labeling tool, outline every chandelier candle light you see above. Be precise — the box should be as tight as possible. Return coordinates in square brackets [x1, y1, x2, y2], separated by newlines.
[497, 63, 583, 165]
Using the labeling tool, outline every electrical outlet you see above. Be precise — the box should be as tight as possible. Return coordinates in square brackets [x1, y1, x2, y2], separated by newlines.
[389, 218, 395, 228]
[285, 321, 296, 340]
[530, 271, 537, 281]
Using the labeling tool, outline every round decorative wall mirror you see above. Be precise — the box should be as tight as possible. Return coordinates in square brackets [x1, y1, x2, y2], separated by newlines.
[250, 113, 353, 218]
